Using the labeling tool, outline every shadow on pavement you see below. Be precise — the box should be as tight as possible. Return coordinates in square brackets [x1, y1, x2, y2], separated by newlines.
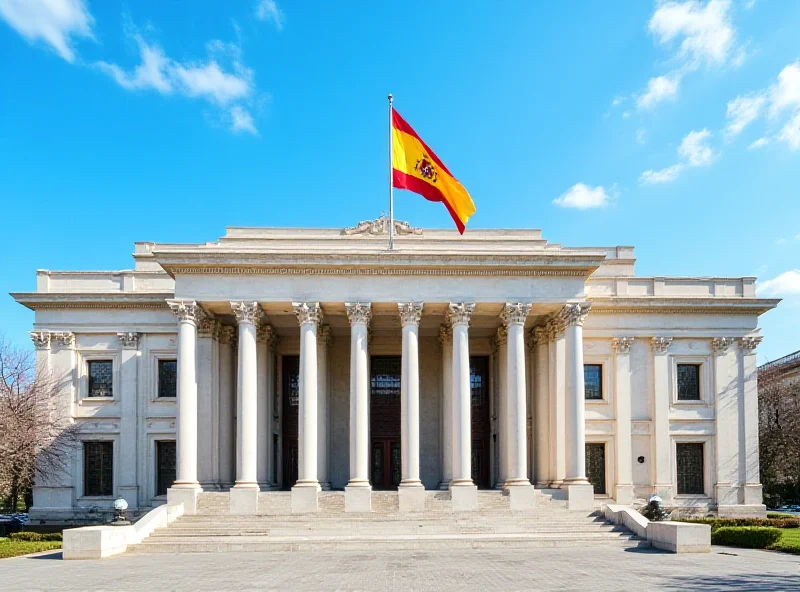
[664, 574, 800, 591]
[28, 551, 62, 560]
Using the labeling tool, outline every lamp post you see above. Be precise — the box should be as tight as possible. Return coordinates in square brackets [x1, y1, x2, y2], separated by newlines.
[111, 497, 130, 526]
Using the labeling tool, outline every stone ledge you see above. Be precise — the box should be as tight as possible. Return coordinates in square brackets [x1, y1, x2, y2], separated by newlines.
[602, 504, 711, 553]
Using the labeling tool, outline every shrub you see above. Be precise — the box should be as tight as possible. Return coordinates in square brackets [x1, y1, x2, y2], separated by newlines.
[9, 531, 62, 542]
[679, 517, 800, 531]
[712, 526, 782, 549]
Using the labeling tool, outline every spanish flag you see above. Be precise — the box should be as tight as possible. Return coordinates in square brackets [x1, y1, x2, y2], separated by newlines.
[391, 108, 476, 234]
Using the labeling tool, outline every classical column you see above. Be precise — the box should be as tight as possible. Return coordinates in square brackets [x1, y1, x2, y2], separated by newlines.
[117, 332, 140, 507]
[561, 303, 594, 510]
[398, 303, 424, 510]
[532, 327, 551, 487]
[256, 325, 275, 489]
[612, 337, 635, 505]
[167, 300, 201, 513]
[494, 326, 509, 489]
[713, 337, 739, 508]
[652, 336, 673, 503]
[501, 303, 532, 489]
[292, 302, 322, 512]
[438, 325, 453, 490]
[197, 316, 220, 490]
[317, 325, 332, 490]
[739, 336, 765, 508]
[218, 326, 236, 488]
[548, 318, 567, 487]
[449, 302, 478, 511]
[345, 302, 371, 512]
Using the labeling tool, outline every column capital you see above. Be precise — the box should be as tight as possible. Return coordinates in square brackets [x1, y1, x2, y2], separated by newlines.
[500, 302, 531, 327]
[293, 302, 323, 326]
[30, 331, 51, 350]
[532, 326, 549, 347]
[256, 324, 276, 345]
[197, 316, 220, 339]
[231, 301, 262, 326]
[546, 317, 564, 340]
[447, 302, 475, 327]
[167, 299, 202, 324]
[219, 325, 236, 345]
[651, 336, 673, 354]
[438, 324, 452, 347]
[493, 325, 508, 349]
[559, 302, 591, 328]
[398, 302, 423, 326]
[611, 337, 634, 354]
[345, 302, 371, 325]
[318, 325, 333, 347]
[738, 336, 762, 355]
[711, 337, 735, 355]
[117, 332, 140, 349]
[51, 332, 75, 348]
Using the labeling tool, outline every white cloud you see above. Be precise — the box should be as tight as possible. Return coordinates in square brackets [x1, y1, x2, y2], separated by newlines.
[748, 137, 769, 149]
[230, 105, 257, 135]
[637, 74, 681, 111]
[677, 128, 715, 166]
[639, 128, 716, 184]
[95, 35, 172, 93]
[0, 0, 93, 62]
[636, 129, 647, 145]
[769, 62, 800, 116]
[648, 0, 738, 67]
[724, 92, 766, 137]
[640, 164, 684, 184]
[255, 0, 283, 30]
[96, 32, 258, 135]
[552, 183, 612, 209]
[757, 269, 800, 298]
[778, 112, 800, 150]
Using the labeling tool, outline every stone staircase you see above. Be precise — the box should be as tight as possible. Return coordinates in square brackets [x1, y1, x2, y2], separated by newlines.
[129, 490, 642, 554]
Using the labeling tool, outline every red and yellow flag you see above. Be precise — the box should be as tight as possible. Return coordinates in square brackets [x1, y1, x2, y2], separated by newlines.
[391, 108, 476, 234]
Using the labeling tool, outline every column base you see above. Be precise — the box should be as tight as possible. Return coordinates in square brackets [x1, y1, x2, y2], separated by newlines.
[449, 481, 478, 512]
[742, 483, 764, 506]
[561, 483, 594, 511]
[344, 484, 372, 513]
[503, 482, 534, 511]
[167, 487, 199, 515]
[291, 482, 320, 514]
[230, 487, 259, 515]
[715, 484, 739, 507]
[118, 485, 139, 510]
[614, 484, 635, 506]
[398, 484, 426, 513]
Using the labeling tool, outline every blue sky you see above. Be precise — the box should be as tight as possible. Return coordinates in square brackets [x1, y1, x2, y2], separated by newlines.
[0, 0, 798, 363]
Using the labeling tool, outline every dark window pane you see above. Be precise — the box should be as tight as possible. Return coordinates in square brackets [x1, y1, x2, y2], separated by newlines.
[586, 443, 606, 495]
[371, 356, 401, 398]
[88, 360, 113, 397]
[677, 364, 701, 401]
[156, 441, 176, 496]
[288, 360, 300, 406]
[84, 441, 113, 496]
[677, 443, 704, 495]
[584, 364, 603, 400]
[470, 361, 486, 407]
[158, 360, 177, 398]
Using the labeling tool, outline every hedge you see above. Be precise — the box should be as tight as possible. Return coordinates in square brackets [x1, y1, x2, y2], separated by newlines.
[711, 526, 782, 549]
[10, 532, 63, 542]
[680, 517, 800, 531]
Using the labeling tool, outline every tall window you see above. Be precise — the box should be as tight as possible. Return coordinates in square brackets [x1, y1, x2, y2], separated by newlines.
[84, 441, 113, 496]
[158, 359, 177, 398]
[156, 441, 176, 496]
[677, 364, 701, 401]
[585, 443, 606, 495]
[584, 364, 603, 400]
[676, 443, 704, 495]
[370, 356, 401, 398]
[88, 360, 113, 397]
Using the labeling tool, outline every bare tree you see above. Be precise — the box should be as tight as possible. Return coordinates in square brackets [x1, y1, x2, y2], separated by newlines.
[759, 352, 800, 507]
[0, 336, 79, 512]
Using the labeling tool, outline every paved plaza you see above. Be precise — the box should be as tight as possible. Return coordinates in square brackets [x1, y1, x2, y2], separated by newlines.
[1, 546, 798, 591]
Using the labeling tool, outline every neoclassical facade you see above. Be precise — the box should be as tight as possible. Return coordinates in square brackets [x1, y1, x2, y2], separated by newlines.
[13, 218, 778, 519]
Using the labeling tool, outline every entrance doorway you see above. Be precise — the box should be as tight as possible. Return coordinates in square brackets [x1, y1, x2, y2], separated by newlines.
[470, 356, 491, 489]
[370, 356, 401, 490]
[281, 355, 299, 490]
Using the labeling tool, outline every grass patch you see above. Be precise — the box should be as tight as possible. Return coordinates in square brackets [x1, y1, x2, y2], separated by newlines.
[769, 528, 800, 555]
[0, 537, 61, 559]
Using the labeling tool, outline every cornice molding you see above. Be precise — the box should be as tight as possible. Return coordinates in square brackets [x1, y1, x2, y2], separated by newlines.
[589, 297, 779, 316]
[162, 265, 589, 278]
[12, 293, 173, 311]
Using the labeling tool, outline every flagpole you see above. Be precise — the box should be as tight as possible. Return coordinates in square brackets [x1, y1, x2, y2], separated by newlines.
[388, 93, 394, 251]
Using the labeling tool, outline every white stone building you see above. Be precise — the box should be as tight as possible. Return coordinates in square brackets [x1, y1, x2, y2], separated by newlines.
[12, 218, 778, 520]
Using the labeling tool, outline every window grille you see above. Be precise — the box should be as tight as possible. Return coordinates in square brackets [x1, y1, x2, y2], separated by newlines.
[585, 443, 606, 495]
[677, 443, 704, 495]
[84, 441, 113, 496]
[88, 360, 113, 397]
[584, 364, 603, 400]
[156, 441, 176, 496]
[158, 360, 177, 398]
[677, 364, 701, 401]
